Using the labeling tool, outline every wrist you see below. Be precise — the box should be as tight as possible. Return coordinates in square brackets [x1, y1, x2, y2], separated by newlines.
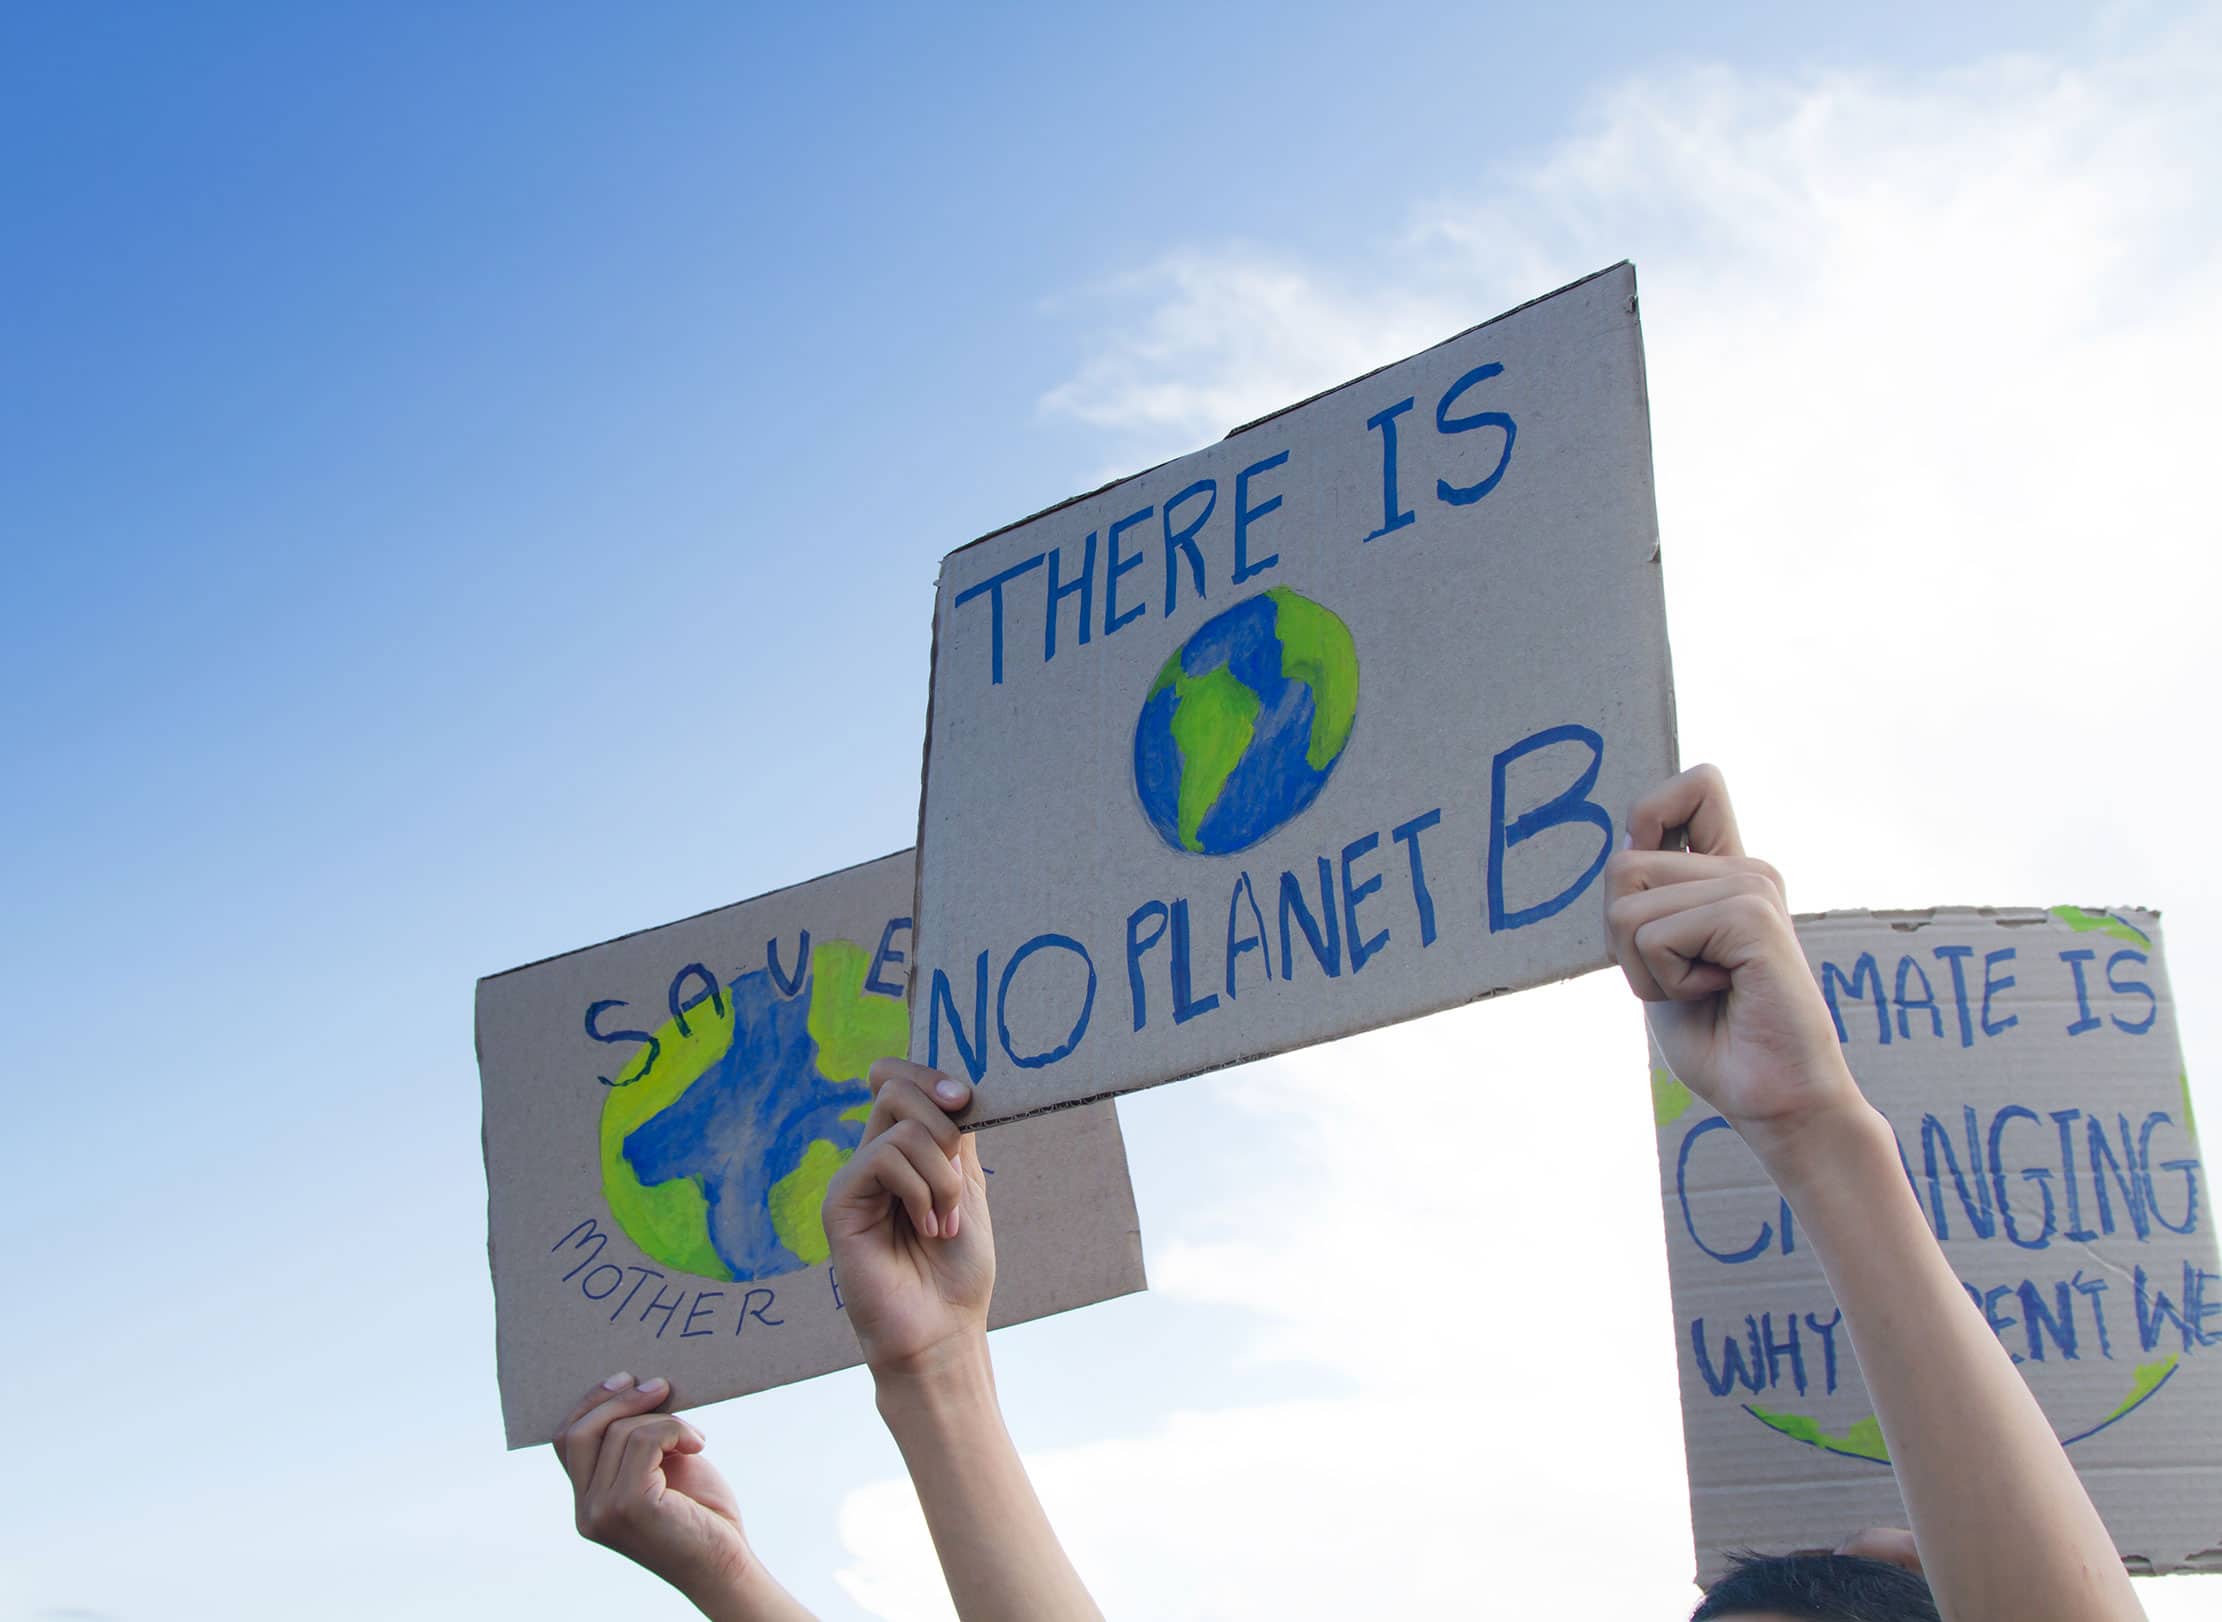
[679, 1550, 791, 1622]
[872, 1328, 999, 1432]
[1738, 1086, 1897, 1202]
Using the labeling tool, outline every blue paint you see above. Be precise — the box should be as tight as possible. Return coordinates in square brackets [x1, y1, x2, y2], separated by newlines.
[1232, 449, 1287, 584]
[1989, 1105, 2056, 1250]
[2108, 950, 2157, 1034]
[1106, 506, 1151, 634]
[1224, 869, 1272, 999]
[667, 962, 723, 1036]
[621, 965, 872, 1282]
[1822, 953, 1890, 1045]
[1340, 830, 1388, 973]
[1131, 590, 1354, 856]
[995, 931, 1097, 1066]
[681, 1292, 723, 1338]
[1125, 899, 1169, 1032]
[1277, 857, 1342, 980]
[1980, 948, 2018, 1037]
[1486, 723, 1610, 932]
[1931, 946, 1978, 1046]
[1161, 478, 1215, 618]
[1433, 362, 1515, 505]
[864, 916, 911, 997]
[1167, 899, 1219, 1024]
[586, 999, 660, 1088]
[1044, 530, 1096, 663]
[765, 932, 810, 999]
[1692, 1316, 1763, 1396]
[1391, 809, 1441, 947]
[1678, 1116, 1774, 1265]
[1893, 955, 1942, 1040]
[1363, 397, 1417, 541]
[2061, 948, 2102, 1034]
[928, 951, 990, 1082]
[952, 552, 1046, 686]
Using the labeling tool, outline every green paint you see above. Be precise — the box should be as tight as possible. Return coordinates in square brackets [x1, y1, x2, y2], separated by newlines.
[1168, 663, 1261, 852]
[806, 937, 909, 1085]
[1651, 1066, 1694, 1127]
[598, 993, 736, 1282]
[2050, 905, 2151, 947]
[2097, 1356, 2179, 1428]
[768, 1138, 848, 1266]
[1749, 1406, 1892, 1463]
[1267, 587, 1359, 770]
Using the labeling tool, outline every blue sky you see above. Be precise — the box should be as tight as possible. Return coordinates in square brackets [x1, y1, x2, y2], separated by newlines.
[6, 4, 2219, 1619]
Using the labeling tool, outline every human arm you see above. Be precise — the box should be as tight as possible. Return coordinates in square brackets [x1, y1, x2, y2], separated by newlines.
[555, 1372, 817, 1622]
[821, 1057, 1103, 1622]
[1607, 764, 2144, 1622]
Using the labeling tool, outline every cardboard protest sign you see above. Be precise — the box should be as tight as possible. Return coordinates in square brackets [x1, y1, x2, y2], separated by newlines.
[914, 263, 1675, 1125]
[477, 850, 1146, 1448]
[1654, 907, 2221, 1578]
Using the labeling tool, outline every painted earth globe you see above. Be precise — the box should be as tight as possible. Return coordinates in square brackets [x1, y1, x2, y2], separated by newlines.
[1133, 587, 1358, 855]
[597, 939, 905, 1281]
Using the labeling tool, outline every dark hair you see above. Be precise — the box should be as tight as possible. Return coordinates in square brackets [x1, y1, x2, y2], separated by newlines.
[1691, 1551, 1940, 1622]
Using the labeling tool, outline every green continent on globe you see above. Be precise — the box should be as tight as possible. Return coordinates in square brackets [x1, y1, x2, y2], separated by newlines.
[598, 935, 907, 1281]
[1265, 586, 1358, 770]
[1153, 662, 1262, 852]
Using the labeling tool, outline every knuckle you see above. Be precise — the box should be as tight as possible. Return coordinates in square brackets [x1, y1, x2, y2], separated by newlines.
[1726, 891, 1773, 926]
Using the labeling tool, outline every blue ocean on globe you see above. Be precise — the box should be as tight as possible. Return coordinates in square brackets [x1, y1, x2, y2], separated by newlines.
[619, 966, 870, 1280]
[1132, 587, 1359, 856]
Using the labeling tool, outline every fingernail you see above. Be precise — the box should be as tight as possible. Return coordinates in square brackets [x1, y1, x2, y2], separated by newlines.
[934, 1077, 967, 1105]
[637, 1376, 668, 1396]
[920, 1207, 939, 1238]
[946, 1204, 962, 1239]
[1620, 828, 1632, 849]
[603, 1372, 635, 1391]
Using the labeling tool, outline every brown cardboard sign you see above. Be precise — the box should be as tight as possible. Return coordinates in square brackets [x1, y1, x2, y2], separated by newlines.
[1654, 907, 2222, 1578]
[912, 263, 1676, 1126]
[476, 850, 1146, 1448]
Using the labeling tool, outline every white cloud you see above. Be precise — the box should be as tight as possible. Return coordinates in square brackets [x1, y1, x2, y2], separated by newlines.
[843, 23, 2222, 1620]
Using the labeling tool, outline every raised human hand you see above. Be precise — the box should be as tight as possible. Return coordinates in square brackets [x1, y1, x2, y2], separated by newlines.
[820, 1057, 994, 1379]
[1603, 764, 1863, 1148]
[554, 1372, 813, 1620]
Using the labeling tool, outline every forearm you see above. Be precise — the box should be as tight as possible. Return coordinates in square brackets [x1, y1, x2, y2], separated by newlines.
[874, 1337, 1102, 1622]
[675, 1555, 818, 1622]
[1758, 1096, 2143, 1622]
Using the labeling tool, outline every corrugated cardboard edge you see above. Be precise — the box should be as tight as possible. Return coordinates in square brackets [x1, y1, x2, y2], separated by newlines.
[1624, 267, 1682, 785]
[914, 261, 1677, 1128]
[475, 982, 513, 1444]
[1679, 902, 2222, 1579]
[1790, 904, 2162, 929]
